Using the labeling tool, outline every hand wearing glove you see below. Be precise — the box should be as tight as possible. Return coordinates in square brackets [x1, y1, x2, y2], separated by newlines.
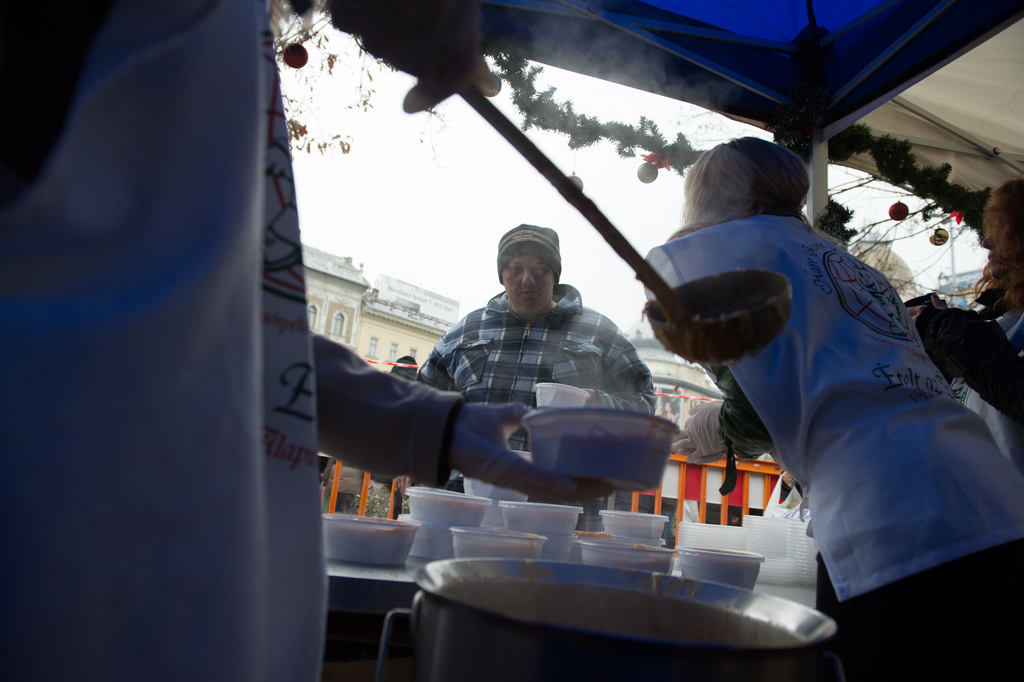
[448, 403, 580, 501]
[673, 401, 727, 464]
[317, 0, 497, 112]
[915, 303, 1014, 379]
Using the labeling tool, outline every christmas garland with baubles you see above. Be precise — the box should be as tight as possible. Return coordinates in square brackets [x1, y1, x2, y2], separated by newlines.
[272, 25, 991, 247]
[482, 44, 992, 246]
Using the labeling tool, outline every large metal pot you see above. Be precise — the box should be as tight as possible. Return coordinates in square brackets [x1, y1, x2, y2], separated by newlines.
[400, 559, 841, 682]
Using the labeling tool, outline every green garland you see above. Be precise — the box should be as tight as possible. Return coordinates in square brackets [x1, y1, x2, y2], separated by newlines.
[487, 50, 703, 173]
[768, 85, 991, 238]
[485, 46, 992, 243]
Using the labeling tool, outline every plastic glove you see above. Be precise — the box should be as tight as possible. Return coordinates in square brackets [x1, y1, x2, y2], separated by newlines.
[673, 401, 726, 464]
[324, 0, 495, 112]
[448, 403, 579, 501]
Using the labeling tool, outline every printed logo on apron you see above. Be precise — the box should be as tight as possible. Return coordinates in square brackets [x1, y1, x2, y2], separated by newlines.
[806, 242, 914, 341]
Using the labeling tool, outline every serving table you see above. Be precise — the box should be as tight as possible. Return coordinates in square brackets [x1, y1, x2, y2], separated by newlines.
[322, 557, 432, 681]
[325, 556, 429, 648]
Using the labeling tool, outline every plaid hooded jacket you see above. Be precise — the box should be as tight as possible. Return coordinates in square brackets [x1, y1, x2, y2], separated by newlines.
[418, 284, 656, 450]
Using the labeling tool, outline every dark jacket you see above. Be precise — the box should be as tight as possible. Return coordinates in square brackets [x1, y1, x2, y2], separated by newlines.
[914, 290, 1024, 426]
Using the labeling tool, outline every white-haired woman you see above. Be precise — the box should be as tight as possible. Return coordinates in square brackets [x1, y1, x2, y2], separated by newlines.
[647, 137, 1024, 681]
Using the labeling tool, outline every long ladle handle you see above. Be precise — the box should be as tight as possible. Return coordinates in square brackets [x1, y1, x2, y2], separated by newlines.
[460, 86, 688, 324]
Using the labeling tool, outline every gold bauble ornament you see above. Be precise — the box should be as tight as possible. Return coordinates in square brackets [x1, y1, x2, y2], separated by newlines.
[929, 227, 949, 246]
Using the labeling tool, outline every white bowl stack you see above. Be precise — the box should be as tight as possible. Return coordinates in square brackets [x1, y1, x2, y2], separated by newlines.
[402, 488, 490, 560]
[742, 516, 817, 586]
[677, 521, 748, 552]
[787, 520, 818, 586]
[744, 516, 790, 558]
[500, 501, 582, 562]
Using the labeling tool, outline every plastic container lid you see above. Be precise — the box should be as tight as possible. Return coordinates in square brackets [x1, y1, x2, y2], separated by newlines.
[450, 526, 547, 560]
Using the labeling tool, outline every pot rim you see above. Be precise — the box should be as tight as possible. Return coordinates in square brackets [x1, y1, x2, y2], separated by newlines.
[413, 558, 837, 651]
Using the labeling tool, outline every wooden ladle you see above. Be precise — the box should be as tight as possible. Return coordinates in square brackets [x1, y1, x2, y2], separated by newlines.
[461, 87, 791, 365]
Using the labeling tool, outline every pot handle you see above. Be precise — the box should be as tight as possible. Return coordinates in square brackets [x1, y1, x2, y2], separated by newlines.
[820, 651, 846, 682]
[375, 607, 412, 682]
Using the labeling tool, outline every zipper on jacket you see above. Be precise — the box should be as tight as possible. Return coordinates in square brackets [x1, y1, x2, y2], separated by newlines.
[507, 324, 531, 403]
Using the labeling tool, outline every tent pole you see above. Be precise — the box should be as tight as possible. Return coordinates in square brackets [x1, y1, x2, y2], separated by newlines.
[807, 126, 829, 225]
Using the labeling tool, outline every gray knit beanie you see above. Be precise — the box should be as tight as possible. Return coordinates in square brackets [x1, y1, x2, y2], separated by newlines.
[497, 225, 561, 283]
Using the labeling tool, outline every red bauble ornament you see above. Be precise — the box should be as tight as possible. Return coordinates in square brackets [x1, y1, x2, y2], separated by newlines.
[888, 201, 909, 221]
[567, 174, 584, 191]
[283, 43, 308, 69]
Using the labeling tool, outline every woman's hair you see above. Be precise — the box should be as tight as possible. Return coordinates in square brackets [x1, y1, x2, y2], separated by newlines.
[976, 177, 1024, 310]
[669, 137, 825, 241]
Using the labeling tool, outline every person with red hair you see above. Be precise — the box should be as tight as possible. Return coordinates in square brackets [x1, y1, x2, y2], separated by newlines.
[912, 178, 1024, 472]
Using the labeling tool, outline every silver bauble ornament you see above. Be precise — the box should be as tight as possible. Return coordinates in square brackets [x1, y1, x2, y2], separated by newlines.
[637, 162, 659, 183]
[567, 174, 584, 191]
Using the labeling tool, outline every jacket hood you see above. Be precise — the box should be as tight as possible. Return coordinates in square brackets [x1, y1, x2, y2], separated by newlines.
[486, 283, 583, 319]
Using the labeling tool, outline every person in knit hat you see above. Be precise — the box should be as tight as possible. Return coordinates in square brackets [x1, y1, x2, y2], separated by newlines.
[494, 224, 564, 321]
[419, 224, 656, 528]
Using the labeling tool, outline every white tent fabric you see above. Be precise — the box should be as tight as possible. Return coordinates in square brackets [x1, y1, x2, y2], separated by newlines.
[847, 18, 1024, 192]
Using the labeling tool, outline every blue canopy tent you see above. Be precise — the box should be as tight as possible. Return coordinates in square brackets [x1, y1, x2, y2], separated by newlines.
[480, 0, 1024, 216]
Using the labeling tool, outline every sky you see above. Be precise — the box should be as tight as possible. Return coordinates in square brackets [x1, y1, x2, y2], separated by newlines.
[281, 31, 989, 334]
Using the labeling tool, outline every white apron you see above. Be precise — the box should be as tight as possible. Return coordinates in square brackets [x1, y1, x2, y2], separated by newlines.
[647, 216, 1024, 600]
[0, 1, 324, 679]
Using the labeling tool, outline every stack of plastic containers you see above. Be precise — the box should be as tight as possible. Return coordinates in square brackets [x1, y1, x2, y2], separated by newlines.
[574, 510, 676, 573]
[499, 501, 582, 561]
[743, 515, 817, 586]
[677, 520, 749, 552]
[787, 519, 818, 585]
[400, 487, 489, 560]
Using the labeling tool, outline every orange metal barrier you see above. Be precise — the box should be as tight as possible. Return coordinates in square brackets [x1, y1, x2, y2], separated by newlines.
[323, 463, 400, 518]
[324, 454, 784, 541]
[623, 456, 782, 540]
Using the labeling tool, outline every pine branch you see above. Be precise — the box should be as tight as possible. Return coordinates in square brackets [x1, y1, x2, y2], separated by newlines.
[484, 44, 990, 241]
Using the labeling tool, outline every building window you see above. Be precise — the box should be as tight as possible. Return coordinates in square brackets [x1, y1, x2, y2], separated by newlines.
[331, 312, 345, 337]
[306, 304, 317, 330]
[388, 343, 399, 363]
[409, 349, 417, 360]
[368, 337, 378, 358]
